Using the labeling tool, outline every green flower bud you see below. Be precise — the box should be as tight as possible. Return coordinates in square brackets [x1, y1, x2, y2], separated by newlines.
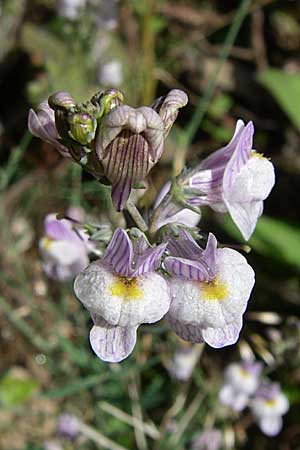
[68, 112, 97, 145]
[91, 88, 124, 120]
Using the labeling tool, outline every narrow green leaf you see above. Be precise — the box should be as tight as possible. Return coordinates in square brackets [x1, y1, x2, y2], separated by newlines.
[221, 215, 300, 268]
[258, 68, 300, 129]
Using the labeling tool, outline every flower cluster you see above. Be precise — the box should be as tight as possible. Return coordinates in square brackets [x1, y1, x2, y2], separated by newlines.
[28, 88, 188, 211]
[219, 360, 289, 436]
[219, 360, 263, 411]
[73, 226, 255, 362]
[30, 87, 276, 363]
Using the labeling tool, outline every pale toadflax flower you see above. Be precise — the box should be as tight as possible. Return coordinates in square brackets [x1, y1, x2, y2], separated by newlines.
[74, 228, 170, 362]
[219, 360, 263, 411]
[191, 428, 222, 450]
[164, 229, 255, 347]
[168, 345, 201, 381]
[57, 413, 80, 439]
[96, 89, 188, 210]
[185, 120, 275, 240]
[39, 214, 90, 282]
[251, 382, 289, 436]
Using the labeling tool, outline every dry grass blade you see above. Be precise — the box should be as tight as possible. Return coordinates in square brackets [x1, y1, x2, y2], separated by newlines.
[169, 391, 204, 445]
[77, 420, 131, 450]
[128, 376, 148, 450]
[99, 401, 160, 440]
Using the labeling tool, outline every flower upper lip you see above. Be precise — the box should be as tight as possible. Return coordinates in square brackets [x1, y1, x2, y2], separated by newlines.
[164, 229, 217, 281]
[103, 228, 167, 278]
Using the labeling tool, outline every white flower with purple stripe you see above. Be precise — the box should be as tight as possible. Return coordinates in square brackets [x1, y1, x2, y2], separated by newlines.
[187, 120, 275, 240]
[96, 89, 188, 211]
[74, 228, 170, 362]
[164, 230, 255, 347]
[251, 382, 289, 436]
[39, 214, 90, 281]
[219, 360, 263, 411]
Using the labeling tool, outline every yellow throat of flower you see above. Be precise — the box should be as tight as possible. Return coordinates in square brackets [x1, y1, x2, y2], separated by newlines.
[110, 276, 143, 301]
[201, 277, 229, 301]
[41, 236, 53, 251]
[265, 398, 276, 407]
[240, 368, 250, 378]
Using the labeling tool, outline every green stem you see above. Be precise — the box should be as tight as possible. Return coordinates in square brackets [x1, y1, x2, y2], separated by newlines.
[70, 162, 82, 206]
[126, 200, 148, 232]
[181, 0, 251, 149]
[0, 131, 32, 192]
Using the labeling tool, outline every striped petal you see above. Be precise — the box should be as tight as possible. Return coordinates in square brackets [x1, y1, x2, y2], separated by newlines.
[188, 121, 253, 204]
[167, 316, 204, 343]
[189, 167, 224, 205]
[103, 228, 133, 276]
[28, 101, 70, 157]
[165, 230, 217, 281]
[164, 257, 214, 281]
[90, 315, 138, 363]
[223, 121, 254, 192]
[103, 228, 166, 277]
[200, 119, 246, 171]
[104, 130, 152, 211]
[96, 105, 164, 210]
[132, 239, 167, 276]
[151, 89, 188, 137]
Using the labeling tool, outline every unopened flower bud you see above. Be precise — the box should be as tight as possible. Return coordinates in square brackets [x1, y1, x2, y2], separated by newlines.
[68, 112, 97, 145]
[48, 91, 76, 112]
[91, 88, 124, 119]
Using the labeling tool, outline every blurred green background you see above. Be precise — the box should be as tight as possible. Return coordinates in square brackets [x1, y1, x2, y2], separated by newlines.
[0, 1, 300, 449]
